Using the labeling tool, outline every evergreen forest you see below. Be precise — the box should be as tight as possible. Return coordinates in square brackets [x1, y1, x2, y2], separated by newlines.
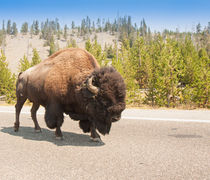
[0, 17, 209, 108]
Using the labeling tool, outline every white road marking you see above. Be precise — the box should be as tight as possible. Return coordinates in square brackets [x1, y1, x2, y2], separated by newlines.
[122, 116, 210, 123]
[0, 110, 209, 123]
[0, 110, 44, 115]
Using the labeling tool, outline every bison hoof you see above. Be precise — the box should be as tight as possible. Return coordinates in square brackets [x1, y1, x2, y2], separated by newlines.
[14, 126, 19, 132]
[14, 123, 19, 132]
[90, 137, 102, 143]
[14, 127, 19, 132]
[34, 129, 41, 133]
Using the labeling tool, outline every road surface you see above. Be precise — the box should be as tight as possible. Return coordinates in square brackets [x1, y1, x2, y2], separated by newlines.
[0, 106, 210, 180]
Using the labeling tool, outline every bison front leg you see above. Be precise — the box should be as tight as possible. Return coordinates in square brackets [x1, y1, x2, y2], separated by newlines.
[31, 103, 41, 132]
[55, 119, 64, 140]
[90, 122, 102, 142]
[44, 103, 64, 140]
[79, 120, 102, 142]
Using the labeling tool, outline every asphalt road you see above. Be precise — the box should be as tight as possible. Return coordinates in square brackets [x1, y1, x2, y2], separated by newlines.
[0, 106, 210, 180]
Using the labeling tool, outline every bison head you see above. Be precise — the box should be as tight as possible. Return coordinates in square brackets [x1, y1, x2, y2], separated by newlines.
[85, 67, 126, 135]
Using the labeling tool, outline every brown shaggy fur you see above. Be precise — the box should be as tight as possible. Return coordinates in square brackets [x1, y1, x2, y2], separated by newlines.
[15, 48, 126, 140]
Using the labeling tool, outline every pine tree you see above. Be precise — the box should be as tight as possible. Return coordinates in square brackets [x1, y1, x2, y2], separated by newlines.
[71, 21, 75, 34]
[111, 38, 140, 104]
[142, 35, 163, 106]
[139, 19, 147, 37]
[85, 38, 106, 66]
[49, 36, 56, 56]
[11, 22, 18, 36]
[181, 35, 199, 86]
[80, 19, 86, 36]
[158, 38, 182, 106]
[34, 20, 39, 35]
[18, 55, 30, 72]
[7, 20, 11, 34]
[67, 38, 77, 48]
[106, 45, 114, 59]
[31, 48, 41, 66]
[92, 21, 95, 32]
[86, 16, 91, 34]
[85, 39, 92, 52]
[2, 20, 5, 33]
[71, 21, 75, 29]
[64, 24, 68, 40]
[55, 18, 61, 39]
[196, 23, 201, 34]
[0, 50, 16, 102]
[97, 18, 101, 32]
[57, 30, 61, 40]
[30, 23, 34, 37]
[56, 18, 60, 32]
[130, 37, 144, 83]
[0, 31, 3, 46]
[21, 22, 29, 34]
[191, 48, 210, 107]
[208, 22, 210, 34]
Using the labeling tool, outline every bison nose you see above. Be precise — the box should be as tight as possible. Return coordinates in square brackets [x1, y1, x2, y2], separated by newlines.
[112, 115, 121, 122]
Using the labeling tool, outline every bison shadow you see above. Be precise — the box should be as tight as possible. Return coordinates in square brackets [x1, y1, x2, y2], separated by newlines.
[0, 126, 105, 147]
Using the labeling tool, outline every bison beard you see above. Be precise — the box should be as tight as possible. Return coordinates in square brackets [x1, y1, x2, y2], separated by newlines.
[14, 48, 126, 142]
[44, 104, 64, 129]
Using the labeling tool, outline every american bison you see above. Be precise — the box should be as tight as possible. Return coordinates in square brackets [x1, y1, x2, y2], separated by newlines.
[14, 48, 126, 142]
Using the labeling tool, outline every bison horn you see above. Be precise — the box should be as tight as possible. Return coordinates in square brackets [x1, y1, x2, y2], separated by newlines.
[87, 76, 99, 94]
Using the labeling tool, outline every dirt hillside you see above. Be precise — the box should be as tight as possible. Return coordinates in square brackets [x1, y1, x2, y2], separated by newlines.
[3, 32, 116, 74]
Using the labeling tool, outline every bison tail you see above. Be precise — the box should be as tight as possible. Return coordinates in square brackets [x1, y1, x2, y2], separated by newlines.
[18, 72, 23, 78]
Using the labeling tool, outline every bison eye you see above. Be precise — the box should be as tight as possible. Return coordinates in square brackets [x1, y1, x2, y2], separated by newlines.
[102, 100, 111, 107]
[103, 101, 108, 106]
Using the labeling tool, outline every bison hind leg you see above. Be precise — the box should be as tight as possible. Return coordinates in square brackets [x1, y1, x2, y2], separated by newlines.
[79, 120, 91, 133]
[31, 103, 41, 132]
[14, 95, 27, 132]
